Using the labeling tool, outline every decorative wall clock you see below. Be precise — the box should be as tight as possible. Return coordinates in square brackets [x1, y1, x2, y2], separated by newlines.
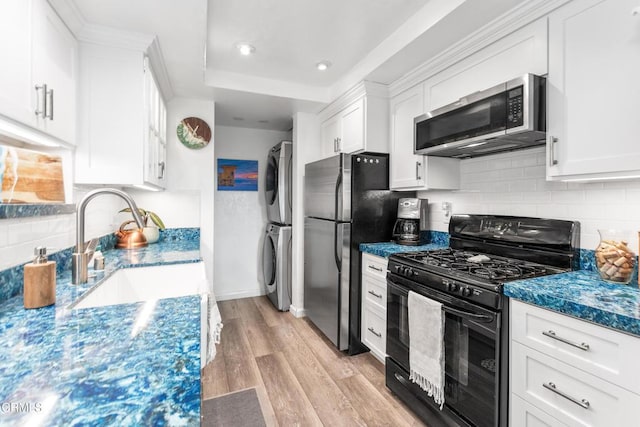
[177, 117, 212, 149]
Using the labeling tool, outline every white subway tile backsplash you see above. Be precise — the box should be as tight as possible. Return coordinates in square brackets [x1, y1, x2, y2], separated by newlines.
[523, 165, 545, 178]
[421, 146, 640, 250]
[508, 179, 537, 192]
[550, 190, 584, 204]
[499, 167, 524, 180]
[584, 189, 626, 204]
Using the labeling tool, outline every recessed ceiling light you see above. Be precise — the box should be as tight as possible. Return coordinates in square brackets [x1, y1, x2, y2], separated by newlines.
[232, 117, 244, 121]
[316, 61, 331, 71]
[236, 43, 255, 56]
[258, 120, 269, 124]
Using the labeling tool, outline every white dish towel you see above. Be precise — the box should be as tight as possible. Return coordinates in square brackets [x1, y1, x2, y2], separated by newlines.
[202, 292, 223, 365]
[408, 290, 445, 409]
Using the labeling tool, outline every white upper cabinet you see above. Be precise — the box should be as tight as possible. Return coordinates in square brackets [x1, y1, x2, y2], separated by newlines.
[0, 0, 32, 126]
[424, 18, 548, 113]
[388, 83, 461, 191]
[75, 42, 167, 189]
[319, 82, 388, 158]
[0, 0, 77, 145]
[546, 0, 640, 181]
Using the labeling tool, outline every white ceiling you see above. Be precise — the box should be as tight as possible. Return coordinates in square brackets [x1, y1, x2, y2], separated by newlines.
[60, 0, 527, 132]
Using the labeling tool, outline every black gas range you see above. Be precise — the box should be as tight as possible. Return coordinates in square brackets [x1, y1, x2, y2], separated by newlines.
[385, 215, 579, 427]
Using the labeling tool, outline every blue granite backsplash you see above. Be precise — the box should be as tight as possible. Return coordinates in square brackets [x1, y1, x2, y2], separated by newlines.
[0, 204, 76, 219]
[0, 228, 200, 305]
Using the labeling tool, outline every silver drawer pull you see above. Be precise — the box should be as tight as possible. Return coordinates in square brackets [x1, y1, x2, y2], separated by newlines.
[543, 382, 590, 409]
[368, 265, 383, 272]
[368, 290, 382, 299]
[542, 330, 590, 351]
[368, 327, 382, 338]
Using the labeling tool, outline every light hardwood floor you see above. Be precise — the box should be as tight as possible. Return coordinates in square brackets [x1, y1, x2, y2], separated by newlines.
[202, 296, 427, 427]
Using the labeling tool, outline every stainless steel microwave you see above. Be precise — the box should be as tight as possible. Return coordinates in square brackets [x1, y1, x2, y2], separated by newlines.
[414, 74, 546, 158]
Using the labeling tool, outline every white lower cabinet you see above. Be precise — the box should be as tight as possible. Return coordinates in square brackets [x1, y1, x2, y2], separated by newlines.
[511, 394, 567, 427]
[510, 300, 640, 426]
[361, 253, 388, 363]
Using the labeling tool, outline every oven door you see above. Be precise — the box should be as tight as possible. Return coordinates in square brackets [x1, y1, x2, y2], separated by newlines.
[387, 277, 501, 427]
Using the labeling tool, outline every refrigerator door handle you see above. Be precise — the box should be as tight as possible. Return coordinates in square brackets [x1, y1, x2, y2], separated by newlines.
[334, 168, 343, 222]
[334, 223, 342, 272]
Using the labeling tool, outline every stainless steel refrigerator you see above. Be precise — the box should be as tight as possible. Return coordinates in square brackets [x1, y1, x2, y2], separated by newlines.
[304, 152, 414, 354]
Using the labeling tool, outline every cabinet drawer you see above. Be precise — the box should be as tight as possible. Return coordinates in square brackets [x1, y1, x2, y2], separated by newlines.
[363, 274, 386, 310]
[362, 305, 386, 362]
[511, 300, 640, 394]
[511, 342, 640, 427]
[511, 393, 567, 427]
[362, 253, 387, 280]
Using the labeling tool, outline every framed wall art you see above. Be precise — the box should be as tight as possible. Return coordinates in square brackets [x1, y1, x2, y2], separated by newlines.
[217, 158, 258, 191]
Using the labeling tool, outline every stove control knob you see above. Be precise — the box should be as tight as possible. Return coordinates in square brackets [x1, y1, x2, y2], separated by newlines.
[394, 265, 400, 272]
[449, 282, 458, 292]
[405, 268, 414, 276]
[461, 287, 472, 297]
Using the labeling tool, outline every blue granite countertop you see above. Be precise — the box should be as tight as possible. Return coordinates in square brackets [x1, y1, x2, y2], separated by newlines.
[360, 241, 448, 258]
[0, 236, 202, 426]
[504, 271, 640, 337]
[360, 231, 450, 258]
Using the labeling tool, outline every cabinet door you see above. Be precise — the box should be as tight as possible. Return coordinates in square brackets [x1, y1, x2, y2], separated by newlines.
[31, 0, 77, 144]
[389, 84, 426, 189]
[0, 0, 34, 125]
[547, 0, 640, 179]
[321, 114, 340, 158]
[143, 63, 166, 188]
[340, 98, 364, 153]
[511, 394, 567, 427]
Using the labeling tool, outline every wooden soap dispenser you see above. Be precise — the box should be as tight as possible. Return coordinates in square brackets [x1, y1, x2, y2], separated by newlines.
[24, 247, 56, 309]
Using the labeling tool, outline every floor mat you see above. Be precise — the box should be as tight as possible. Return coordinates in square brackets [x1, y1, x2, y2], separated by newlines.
[202, 388, 266, 427]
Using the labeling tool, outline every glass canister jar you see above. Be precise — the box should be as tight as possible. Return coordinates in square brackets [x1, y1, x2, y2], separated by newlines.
[595, 230, 636, 284]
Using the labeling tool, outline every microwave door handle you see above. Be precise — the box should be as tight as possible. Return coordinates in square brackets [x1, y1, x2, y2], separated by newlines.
[443, 306, 493, 323]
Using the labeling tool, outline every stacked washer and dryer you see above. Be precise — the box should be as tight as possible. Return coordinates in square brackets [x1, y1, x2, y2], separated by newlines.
[262, 141, 293, 311]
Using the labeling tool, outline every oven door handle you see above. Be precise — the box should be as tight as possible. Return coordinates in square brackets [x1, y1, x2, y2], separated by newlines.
[443, 306, 494, 323]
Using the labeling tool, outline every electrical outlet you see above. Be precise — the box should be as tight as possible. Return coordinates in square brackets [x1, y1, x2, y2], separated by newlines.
[442, 202, 452, 224]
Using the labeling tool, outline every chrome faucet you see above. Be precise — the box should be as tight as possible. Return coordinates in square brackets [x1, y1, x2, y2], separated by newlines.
[72, 188, 146, 284]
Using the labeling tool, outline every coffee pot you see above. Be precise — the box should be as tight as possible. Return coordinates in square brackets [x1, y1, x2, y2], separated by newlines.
[392, 198, 428, 245]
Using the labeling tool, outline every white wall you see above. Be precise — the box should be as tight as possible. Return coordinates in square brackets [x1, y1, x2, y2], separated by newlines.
[213, 125, 292, 301]
[131, 97, 216, 290]
[420, 146, 640, 251]
[290, 112, 321, 316]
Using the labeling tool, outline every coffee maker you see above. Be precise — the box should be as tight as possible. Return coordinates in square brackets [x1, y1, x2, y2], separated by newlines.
[392, 198, 429, 245]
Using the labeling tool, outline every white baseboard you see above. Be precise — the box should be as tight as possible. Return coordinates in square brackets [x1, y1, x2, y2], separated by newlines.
[215, 289, 265, 301]
[288, 304, 306, 318]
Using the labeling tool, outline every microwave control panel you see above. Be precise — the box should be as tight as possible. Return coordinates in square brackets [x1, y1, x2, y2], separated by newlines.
[506, 86, 524, 128]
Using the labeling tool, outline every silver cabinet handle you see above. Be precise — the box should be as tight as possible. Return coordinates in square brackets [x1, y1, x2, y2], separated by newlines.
[45, 88, 54, 120]
[336, 137, 341, 152]
[333, 138, 338, 153]
[549, 136, 558, 166]
[157, 161, 165, 179]
[368, 265, 383, 272]
[367, 327, 382, 338]
[415, 161, 422, 180]
[35, 84, 47, 117]
[542, 330, 590, 351]
[368, 290, 382, 299]
[543, 382, 590, 409]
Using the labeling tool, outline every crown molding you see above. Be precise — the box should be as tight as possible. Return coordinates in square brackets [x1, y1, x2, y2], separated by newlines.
[318, 81, 388, 121]
[146, 37, 174, 100]
[389, 0, 571, 98]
